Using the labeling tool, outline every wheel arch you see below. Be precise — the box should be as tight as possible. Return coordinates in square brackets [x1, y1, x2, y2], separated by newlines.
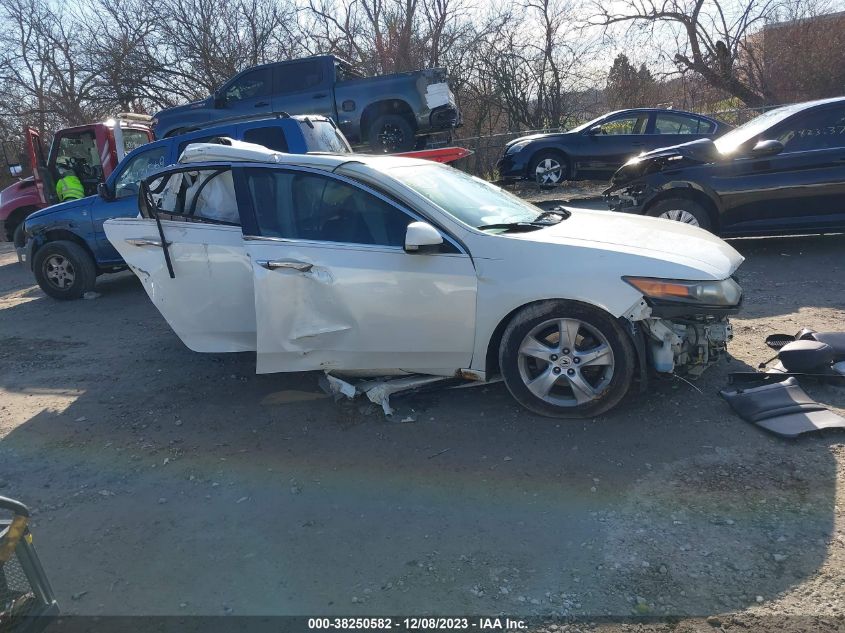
[5, 205, 40, 241]
[360, 99, 417, 139]
[31, 230, 97, 272]
[642, 186, 720, 230]
[483, 297, 620, 378]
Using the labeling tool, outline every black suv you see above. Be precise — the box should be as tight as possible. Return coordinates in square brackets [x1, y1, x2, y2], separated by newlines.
[605, 97, 845, 236]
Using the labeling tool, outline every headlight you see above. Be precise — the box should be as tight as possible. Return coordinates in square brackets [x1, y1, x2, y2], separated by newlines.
[623, 276, 742, 306]
[505, 140, 531, 155]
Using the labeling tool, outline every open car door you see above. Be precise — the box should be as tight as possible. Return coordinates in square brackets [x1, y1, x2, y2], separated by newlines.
[239, 165, 477, 375]
[104, 165, 256, 352]
[24, 128, 57, 205]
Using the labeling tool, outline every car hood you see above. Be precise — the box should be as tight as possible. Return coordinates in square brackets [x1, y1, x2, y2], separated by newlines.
[503, 207, 743, 280]
[608, 138, 721, 188]
[25, 196, 94, 224]
[154, 98, 211, 119]
[505, 131, 572, 150]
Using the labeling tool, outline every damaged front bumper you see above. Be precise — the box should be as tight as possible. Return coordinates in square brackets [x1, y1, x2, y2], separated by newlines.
[604, 183, 648, 214]
[642, 316, 733, 376]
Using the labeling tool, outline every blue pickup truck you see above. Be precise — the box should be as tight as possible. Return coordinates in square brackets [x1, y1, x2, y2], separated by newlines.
[22, 114, 350, 299]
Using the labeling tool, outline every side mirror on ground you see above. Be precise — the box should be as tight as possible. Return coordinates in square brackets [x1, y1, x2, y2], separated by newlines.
[750, 139, 784, 158]
[8, 163, 22, 177]
[97, 182, 114, 201]
[587, 125, 603, 136]
[404, 221, 443, 253]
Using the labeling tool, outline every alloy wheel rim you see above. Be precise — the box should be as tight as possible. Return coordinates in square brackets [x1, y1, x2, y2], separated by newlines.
[659, 209, 699, 226]
[44, 254, 76, 290]
[378, 124, 404, 152]
[517, 318, 614, 407]
[535, 158, 563, 185]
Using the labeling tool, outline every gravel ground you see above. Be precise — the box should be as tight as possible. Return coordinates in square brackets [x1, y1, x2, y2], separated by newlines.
[1, 212, 844, 631]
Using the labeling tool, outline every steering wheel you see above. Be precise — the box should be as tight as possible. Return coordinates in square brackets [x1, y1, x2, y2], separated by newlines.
[70, 157, 95, 180]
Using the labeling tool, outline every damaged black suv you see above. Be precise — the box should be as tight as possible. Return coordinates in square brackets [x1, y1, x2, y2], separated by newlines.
[605, 97, 845, 236]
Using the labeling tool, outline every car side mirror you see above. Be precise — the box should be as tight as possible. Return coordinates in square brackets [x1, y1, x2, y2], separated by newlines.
[587, 125, 603, 136]
[750, 139, 784, 158]
[213, 89, 226, 108]
[404, 221, 443, 253]
[97, 182, 114, 201]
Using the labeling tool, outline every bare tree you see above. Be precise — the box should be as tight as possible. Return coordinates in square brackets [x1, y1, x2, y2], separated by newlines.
[596, 0, 782, 106]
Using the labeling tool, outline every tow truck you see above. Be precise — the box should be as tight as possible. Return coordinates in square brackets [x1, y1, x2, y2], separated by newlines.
[0, 113, 153, 247]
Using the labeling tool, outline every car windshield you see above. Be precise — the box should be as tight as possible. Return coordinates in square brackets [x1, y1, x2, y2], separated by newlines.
[389, 163, 545, 229]
[714, 103, 807, 154]
[568, 112, 617, 133]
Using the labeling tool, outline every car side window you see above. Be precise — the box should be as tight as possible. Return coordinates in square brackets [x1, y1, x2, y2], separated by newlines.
[147, 168, 240, 225]
[244, 168, 412, 246]
[224, 68, 271, 103]
[773, 106, 845, 153]
[599, 114, 649, 135]
[276, 61, 324, 95]
[654, 113, 706, 135]
[243, 126, 289, 152]
[114, 146, 169, 199]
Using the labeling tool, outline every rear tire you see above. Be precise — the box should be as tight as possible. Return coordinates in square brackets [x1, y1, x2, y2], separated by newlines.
[33, 240, 97, 300]
[499, 300, 635, 418]
[368, 114, 415, 153]
[646, 197, 712, 231]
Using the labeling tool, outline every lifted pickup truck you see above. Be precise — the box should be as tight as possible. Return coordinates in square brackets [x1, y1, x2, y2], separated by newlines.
[22, 115, 352, 299]
[151, 55, 461, 153]
[0, 115, 153, 247]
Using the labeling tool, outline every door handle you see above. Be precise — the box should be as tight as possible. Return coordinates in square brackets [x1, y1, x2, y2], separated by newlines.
[255, 101, 269, 107]
[257, 259, 313, 272]
[126, 238, 170, 247]
[313, 93, 327, 99]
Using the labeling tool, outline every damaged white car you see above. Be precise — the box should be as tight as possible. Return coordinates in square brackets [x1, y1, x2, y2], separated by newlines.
[104, 141, 743, 418]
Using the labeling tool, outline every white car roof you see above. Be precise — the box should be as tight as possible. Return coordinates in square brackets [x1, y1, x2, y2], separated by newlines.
[178, 139, 433, 171]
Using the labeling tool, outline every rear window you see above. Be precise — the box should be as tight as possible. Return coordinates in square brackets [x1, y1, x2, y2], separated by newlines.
[243, 126, 289, 152]
[298, 119, 351, 153]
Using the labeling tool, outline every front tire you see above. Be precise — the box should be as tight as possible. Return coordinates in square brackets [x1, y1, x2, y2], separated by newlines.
[12, 223, 26, 248]
[646, 198, 712, 231]
[33, 240, 97, 300]
[499, 300, 635, 418]
[528, 150, 569, 185]
[368, 114, 415, 153]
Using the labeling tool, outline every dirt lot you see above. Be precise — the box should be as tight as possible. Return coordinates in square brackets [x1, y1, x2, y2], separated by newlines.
[1, 215, 845, 629]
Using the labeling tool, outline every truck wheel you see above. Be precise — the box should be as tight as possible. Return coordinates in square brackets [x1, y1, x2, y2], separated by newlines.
[646, 198, 712, 231]
[369, 115, 415, 153]
[499, 300, 635, 418]
[33, 240, 97, 300]
[12, 223, 26, 248]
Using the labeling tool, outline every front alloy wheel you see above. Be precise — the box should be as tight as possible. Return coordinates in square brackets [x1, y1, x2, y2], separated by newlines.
[517, 318, 615, 407]
[658, 209, 700, 226]
[499, 300, 635, 418]
[534, 157, 564, 185]
[43, 254, 76, 290]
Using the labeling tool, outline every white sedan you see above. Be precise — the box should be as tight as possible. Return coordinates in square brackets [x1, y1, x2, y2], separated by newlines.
[105, 141, 743, 418]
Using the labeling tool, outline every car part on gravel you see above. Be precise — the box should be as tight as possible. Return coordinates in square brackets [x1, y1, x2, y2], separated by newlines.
[720, 377, 845, 438]
[0, 497, 58, 632]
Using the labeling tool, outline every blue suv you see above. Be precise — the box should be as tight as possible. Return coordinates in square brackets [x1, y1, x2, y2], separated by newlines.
[22, 115, 350, 299]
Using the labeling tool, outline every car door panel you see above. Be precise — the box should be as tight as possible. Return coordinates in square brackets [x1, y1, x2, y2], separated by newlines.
[271, 60, 335, 119]
[246, 239, 476, 375]
[580, 112, 652, 177]
[716, 149, 845, 232]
